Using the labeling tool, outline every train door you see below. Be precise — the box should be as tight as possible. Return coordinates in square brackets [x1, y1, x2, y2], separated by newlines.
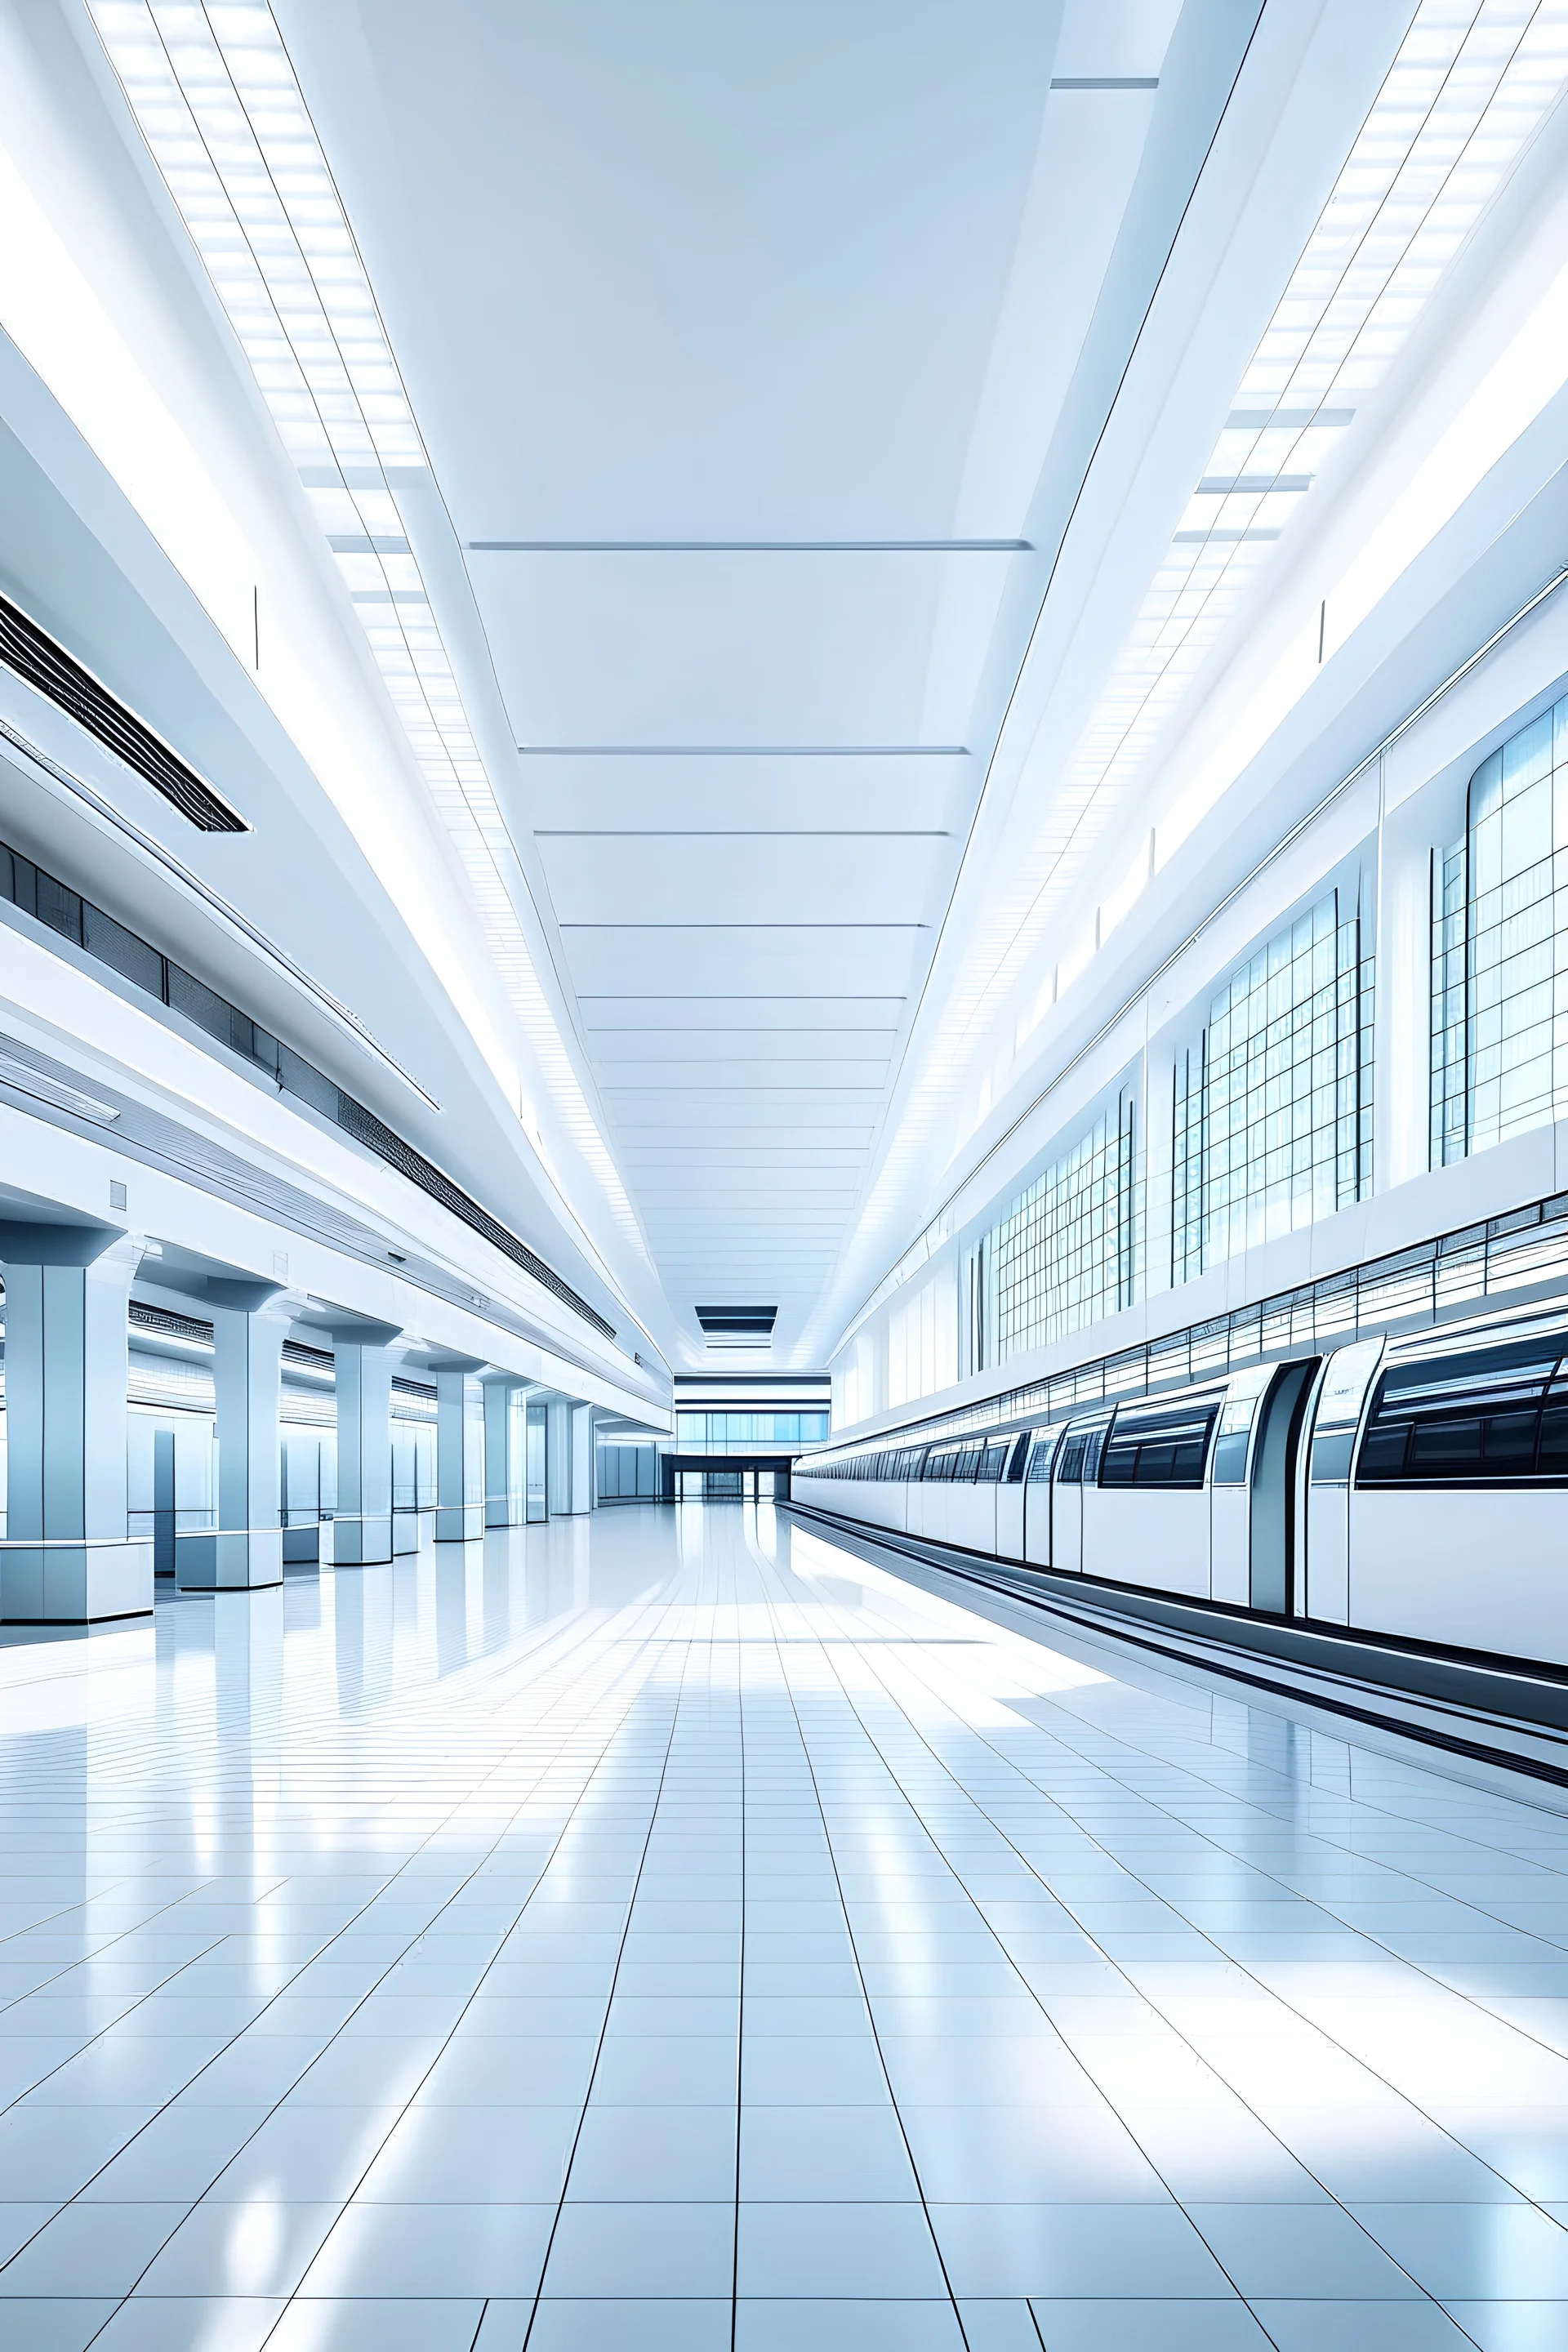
[996, 1435, 1028, 1561]
[1022, 1430, 1058, 1566]
[1052, 1415, 1107, 1574]
[1249, 1358, 1320, 1614]
[1209, 1369, 1272, 1603]
[1303, 1338, 1384, 1623]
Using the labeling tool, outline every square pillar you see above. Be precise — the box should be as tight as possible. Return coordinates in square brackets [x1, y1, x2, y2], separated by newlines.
[525, 1395, 549, 1521]
[546, 1396, 571, 1516]
[434, 1355, 486, 1542]
[483, 1374, 526, 1527]
[326, 1320, 401, 1566]
[568, 1401, 594, 1515]
[0, 1222, 150, 1623]
[180, 1280, 290, 1590]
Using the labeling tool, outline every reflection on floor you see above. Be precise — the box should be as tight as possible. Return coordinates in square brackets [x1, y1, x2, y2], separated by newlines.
[0, 1503, 1565, 2350]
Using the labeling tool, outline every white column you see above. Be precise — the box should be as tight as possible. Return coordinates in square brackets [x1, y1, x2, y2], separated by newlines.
[0, 1221, 149, 1623]
[327, 1320, 401, 1566]
[568, 1401, 593, 1515]
[434, 1355, 486, 1542]
[546, 1395, 571, 1516]
[181, 1280, 290, 1590]
[1376, 786, 1435, 1192]
[483, 1374, 526, 1526]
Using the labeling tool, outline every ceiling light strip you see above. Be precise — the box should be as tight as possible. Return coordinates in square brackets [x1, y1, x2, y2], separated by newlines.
[991, 0, 1568, 1018]
[87, 0, 646, 1256]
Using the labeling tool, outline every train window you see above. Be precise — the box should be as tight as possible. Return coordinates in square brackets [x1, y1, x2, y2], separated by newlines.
[1056, 1428, 1090, 1482]
[1356, 1334, 1567, 1484]
[1026, 1432, 1059, 1482]
[1099, 1397, 1218, 1489]
[1310, 1430, 1355, 1482]
[1212, 1393, 1257, 1485]
[978, 1443, 1009, 1484]
[1539, 1391, 1568, 1475]
[1058, 1422, 1110, 1483]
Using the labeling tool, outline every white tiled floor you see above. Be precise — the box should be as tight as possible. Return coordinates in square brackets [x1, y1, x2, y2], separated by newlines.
[0, 1503, 1566, 2349]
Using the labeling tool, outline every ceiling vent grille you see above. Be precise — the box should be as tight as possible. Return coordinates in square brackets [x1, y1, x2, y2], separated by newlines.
[0, 591, 247, 833]
[695, 1305, 777, 1337]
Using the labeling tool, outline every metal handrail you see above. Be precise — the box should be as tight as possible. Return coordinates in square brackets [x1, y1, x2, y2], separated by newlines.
[0, 1534, 149, 1547]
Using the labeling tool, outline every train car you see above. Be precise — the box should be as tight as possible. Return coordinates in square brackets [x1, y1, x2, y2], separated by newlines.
[1344, 1312, 1568, 1665]
[794, 1298, 1568, 1673]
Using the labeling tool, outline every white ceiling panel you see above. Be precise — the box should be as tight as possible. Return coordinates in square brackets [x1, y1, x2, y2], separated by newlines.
[522, 755, 967, 835]
[559, 925, 927, 999]
[537, 835, 945, 928]
[471, 550, 1011, 747]
[580, 998, 908, 1032]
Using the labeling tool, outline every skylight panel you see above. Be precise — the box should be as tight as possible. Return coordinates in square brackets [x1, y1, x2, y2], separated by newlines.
[88, 0, 644, 1259]
[983, 0, 1568, 1025]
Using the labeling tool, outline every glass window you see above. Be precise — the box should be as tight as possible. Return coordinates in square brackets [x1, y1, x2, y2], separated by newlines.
[983, 1090, 1142, 1367]
[1026, 1432, 1060, 1482]
[1100, 1396, 1219, 1489]
[1433, 694, 1568, 1165]
[1174, 889, 1374, 1280]
[1356, 1335, 1564, 1484]
[1056, 1422, 1109, 1483]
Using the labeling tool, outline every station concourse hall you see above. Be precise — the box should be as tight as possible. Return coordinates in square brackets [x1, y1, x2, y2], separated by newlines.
[7, 2, 1568, 2348]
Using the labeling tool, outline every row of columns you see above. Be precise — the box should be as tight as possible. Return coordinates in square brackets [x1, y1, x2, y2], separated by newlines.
[0, 1219, 599, 1624]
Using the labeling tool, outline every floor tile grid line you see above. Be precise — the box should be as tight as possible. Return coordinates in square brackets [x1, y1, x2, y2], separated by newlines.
[0, 1900, 237, 2035]
[0, 1584, 654, 1847]
[751, 1544, 1478, 2332]
[815, 1561, 1566, 2192]
[76, 1600, 675, 2340]
[781, 1546, 1542, 2331]
[0, 1580, 681, 2060]
[792, 1518, 1568, 1866]
[791, 1517, 1568, 1869]
[236, 1593, 702, 2350]
[741, 1529, 1264, 2326]
[869, 1603, 1568, 2122]
[831, 1544, 1568, 2016]
[745, 1540, 995, 2352]
[517, 1615, 710, 2350]
[732, 1546, 747, 2352]
[0, 1574, 683, 2326]
[13, 1564, 685, 1807]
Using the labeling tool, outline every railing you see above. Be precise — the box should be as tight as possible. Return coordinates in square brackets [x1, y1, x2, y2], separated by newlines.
[808, 1186, 1568, 1466]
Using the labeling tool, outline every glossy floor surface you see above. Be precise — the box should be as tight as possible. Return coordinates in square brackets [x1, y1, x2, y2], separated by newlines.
[0, 1506, 1566, 2351]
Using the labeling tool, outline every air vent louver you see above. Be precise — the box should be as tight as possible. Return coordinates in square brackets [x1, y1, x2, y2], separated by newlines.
[0, 592, 247, 833]
[695, 1306, 777, 1336]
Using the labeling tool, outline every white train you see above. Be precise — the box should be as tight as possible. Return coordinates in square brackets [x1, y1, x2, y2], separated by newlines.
[792, 1299, 1568, 1672]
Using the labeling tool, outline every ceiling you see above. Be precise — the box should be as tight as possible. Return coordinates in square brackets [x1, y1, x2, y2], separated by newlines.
[256, 0, 1191, 1364]
[55, 0, 1521, 1375]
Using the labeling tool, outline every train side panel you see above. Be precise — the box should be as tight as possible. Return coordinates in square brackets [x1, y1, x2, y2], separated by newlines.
[1083, 1488, 1211, 1597]
[1209, 1486, 1248, 1604]
[1022, 1481, 1052, 1566]
[1350, 1490, 1568, 1665]
[943, 1488, 999, 1554]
